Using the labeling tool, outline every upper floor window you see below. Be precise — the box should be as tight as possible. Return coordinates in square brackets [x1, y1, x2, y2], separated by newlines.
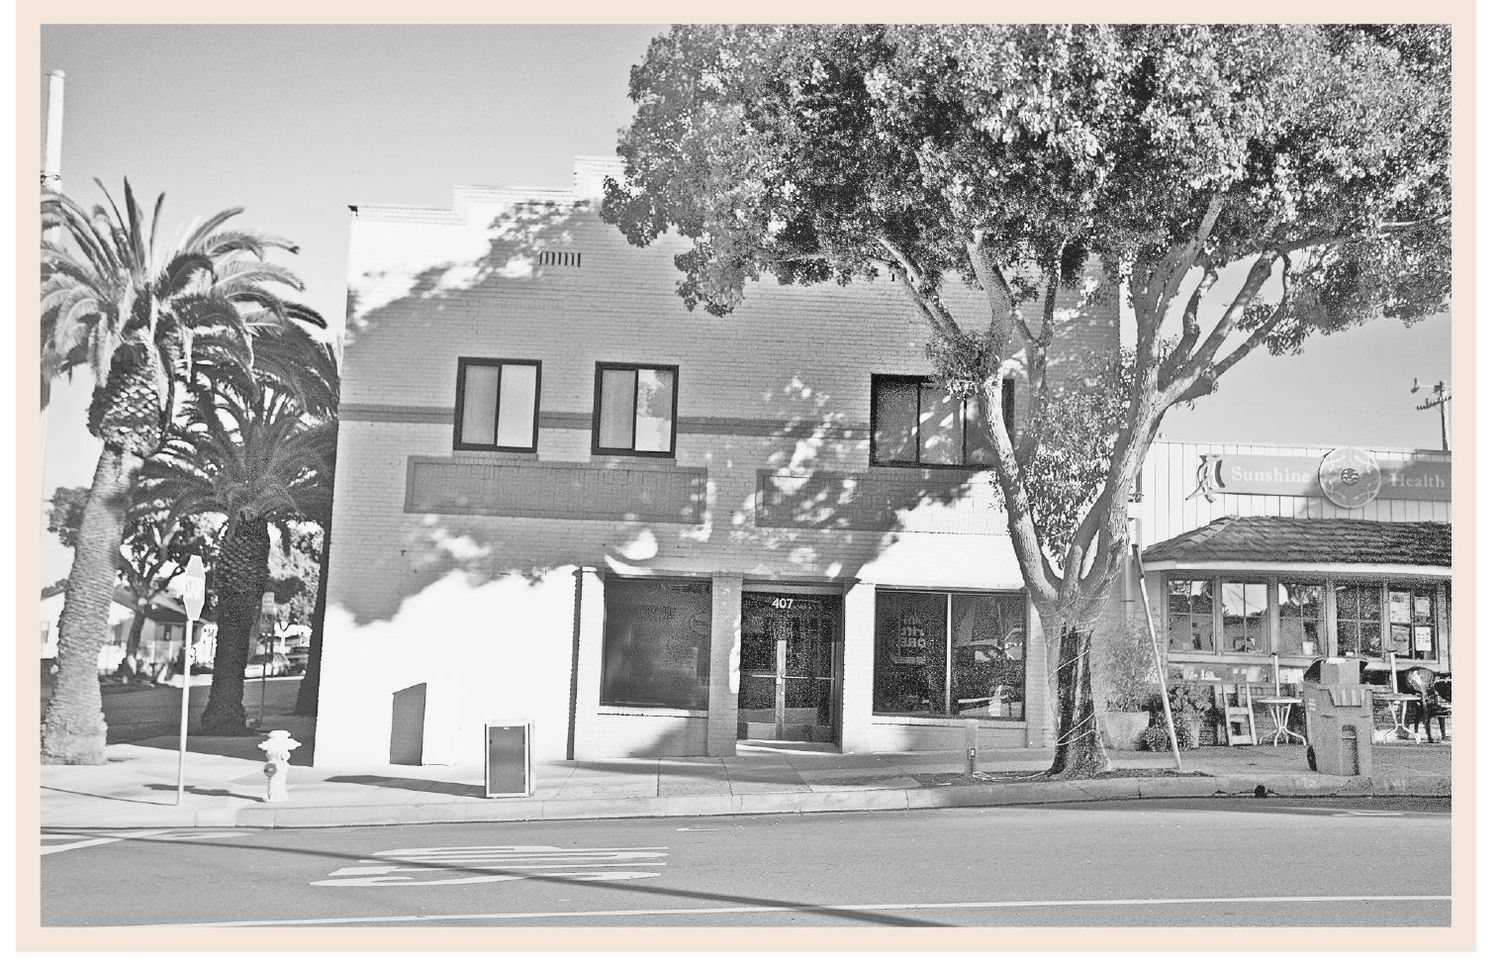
[593, 363, 678, 457]
[870, 375, 1013, 467]
[454, 358, 541, 452]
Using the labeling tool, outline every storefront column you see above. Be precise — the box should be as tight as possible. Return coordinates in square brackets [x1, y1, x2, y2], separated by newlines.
[569, 566, 606, 760]
[838, 581, 876, 754]
[706, 574, 743, 756]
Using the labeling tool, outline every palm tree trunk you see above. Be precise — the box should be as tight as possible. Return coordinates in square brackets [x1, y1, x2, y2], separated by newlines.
[41, 446, 140, 764]
[197, 522, 271, 735]
[294, 521, 331, 717]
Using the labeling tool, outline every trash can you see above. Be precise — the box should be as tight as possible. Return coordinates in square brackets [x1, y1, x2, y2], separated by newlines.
[484, 719, 533, 798]
[1301, 659, 1373, 774]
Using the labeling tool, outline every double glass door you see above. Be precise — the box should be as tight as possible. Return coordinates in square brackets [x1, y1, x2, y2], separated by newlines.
[737, 592, 840, 743]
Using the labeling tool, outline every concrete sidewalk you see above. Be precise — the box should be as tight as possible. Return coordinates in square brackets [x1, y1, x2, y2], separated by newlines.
[40, 712, 1451, 830]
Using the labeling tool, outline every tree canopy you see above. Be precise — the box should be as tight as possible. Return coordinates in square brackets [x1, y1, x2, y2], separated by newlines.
[604, 24, 1451, 776]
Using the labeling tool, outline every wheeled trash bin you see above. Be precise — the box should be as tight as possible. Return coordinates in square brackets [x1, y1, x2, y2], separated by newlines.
[1301, 659, 1373, 774]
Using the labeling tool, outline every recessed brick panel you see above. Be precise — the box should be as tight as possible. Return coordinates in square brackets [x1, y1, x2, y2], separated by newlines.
[756, 468, 1007, 534]
[406, 456, 707, 524]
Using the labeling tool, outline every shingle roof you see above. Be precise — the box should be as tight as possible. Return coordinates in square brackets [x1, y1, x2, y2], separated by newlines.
[1141, 516, 1451, 568]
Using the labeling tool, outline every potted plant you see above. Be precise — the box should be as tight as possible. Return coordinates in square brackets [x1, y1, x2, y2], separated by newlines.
[1096, 621, 1156, 750]
[1141, 685, 1215, 751]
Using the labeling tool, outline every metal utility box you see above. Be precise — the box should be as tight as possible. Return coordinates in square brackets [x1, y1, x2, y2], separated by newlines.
[1301, 680, 1373, 775]
[483, 719, 533, 798]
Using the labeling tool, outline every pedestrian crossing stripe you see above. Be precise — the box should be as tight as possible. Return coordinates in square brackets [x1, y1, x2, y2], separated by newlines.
[312, 844, 668, 887]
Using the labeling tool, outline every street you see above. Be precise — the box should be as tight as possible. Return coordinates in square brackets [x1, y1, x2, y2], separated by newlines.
[40, 797, 1449, 928]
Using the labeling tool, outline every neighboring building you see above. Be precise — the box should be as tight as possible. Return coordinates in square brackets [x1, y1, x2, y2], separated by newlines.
[39, 586, 217, 674]
[1132, 441, 1452, 688]
[315, 157, 1119, 766]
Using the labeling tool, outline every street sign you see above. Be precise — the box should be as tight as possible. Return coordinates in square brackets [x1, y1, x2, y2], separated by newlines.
[181, 555, 206, 620]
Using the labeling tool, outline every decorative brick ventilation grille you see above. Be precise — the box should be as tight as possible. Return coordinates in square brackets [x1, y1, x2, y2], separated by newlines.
[536, 250, 582, 268]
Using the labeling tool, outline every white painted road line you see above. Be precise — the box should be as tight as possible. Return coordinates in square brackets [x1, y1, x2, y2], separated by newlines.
[310, 844, 670, 887]
[40, 835, 125, 855]
[192, 894, 1451, 927]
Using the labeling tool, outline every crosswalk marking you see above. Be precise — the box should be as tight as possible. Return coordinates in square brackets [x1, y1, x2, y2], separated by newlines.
[311, 844, 669, 888]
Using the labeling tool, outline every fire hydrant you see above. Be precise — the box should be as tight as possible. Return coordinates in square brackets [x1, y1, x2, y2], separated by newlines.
[257, 730, 301, 802]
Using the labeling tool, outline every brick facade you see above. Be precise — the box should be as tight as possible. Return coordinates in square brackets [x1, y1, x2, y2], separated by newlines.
[316, 157, 1119, 765]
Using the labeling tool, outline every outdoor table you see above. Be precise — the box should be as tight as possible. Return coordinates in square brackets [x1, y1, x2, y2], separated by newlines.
[1257, 696, 1307, 746]
[1371, 692, 1422, 742]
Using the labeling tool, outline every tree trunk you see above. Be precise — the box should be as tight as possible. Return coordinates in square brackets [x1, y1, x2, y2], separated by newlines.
[1047, 624, 1110, 778]
[125, 610, 146, 657]
[197, 522, 271, 735]
[41, 446, 140, 764]
[294, 521, 331, 717]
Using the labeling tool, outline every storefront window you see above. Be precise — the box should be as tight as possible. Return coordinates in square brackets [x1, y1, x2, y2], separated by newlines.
[1220, 581, 1268, 653]
[600, 579, 711, 710]
[1277, 583, 1325, 656]
[1166, 580, 1213, 652]
[873, 590, 1026, 719]
[1387, 585, 1438, 661]
[1168, 662, 1268, 685]
[1334, 583, 1383, 658]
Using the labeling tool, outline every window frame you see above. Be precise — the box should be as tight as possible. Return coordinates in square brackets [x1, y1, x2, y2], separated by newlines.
[868, 374, 1013, 468]
[591, 362, 680, 459]
[598, 576, 712, 711]
[871, 588, 1028, 720]
[452, 356, 542, 453]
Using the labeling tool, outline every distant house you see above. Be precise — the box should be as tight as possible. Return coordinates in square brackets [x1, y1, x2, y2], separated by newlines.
[40, 585, 218, 672]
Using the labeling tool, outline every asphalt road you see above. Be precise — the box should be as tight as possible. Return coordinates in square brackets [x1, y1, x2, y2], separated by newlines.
[39, 797, 1450, 928]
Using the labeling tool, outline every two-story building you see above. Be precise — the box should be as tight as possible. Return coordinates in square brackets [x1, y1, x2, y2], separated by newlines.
[314, 157, 1453, 767]
[313, 157, 1119, 766]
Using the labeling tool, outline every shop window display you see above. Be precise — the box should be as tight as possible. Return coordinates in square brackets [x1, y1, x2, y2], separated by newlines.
[1386, 585, 1438, 661]
[1220, 581, 1268, 653]
[1335, 583, 1384, 658]
[1277, 583, 1324, 656]
[600, 579, 711, 710]
[872, 590, 1026, 719]
[1166, 580, 1214, 652]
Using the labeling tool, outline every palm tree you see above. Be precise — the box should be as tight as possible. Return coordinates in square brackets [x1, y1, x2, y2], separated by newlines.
[137, 352, 338, 735]
[40, 180, 322, 763]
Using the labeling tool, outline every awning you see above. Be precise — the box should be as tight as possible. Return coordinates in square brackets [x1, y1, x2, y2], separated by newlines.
[1140, 516, 1451, 576]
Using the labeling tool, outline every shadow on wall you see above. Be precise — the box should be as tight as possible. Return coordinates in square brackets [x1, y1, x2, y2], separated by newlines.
[336, 196, 1002, 629]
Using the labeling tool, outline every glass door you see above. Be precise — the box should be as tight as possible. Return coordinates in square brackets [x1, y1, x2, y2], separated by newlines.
[738, 592, 840, 742]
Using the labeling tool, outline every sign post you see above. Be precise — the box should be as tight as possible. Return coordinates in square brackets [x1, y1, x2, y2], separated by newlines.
[176, 556, 206, 806]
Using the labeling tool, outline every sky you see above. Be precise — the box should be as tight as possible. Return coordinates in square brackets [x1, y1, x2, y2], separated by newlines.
[34, 24, 1454, 587]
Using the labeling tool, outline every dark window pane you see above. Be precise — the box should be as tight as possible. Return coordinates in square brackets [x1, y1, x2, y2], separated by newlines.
[873, 591, 947, 715]
[950, 593, 1026, 719]
[458, 363, 499, 446]
[600, 579, 711, 710]
[963, 398, 996, 466]
[598, 368, 637, 450]
[918, 384, 961, 465]
[873, 380, 919, 462]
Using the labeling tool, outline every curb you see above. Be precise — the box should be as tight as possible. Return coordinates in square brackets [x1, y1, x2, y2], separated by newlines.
[42, 772, 1448, 832]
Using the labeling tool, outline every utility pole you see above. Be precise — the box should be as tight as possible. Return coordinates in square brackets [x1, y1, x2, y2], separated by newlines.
[1411, 378, 1452, 451]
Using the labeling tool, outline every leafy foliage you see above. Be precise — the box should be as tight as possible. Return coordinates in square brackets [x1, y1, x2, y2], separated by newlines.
[604, 24, 1450, 776]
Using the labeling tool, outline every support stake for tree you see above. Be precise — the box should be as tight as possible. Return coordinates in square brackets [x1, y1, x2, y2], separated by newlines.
[1133, 545, 1182, 771]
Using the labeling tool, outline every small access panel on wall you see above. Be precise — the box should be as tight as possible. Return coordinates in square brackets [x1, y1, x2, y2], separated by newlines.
[484, 719, 533, 797]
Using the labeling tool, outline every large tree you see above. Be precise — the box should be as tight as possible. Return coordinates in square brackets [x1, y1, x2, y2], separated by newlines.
[136, 351, 337, 735]
[40, 180, 326, 763]
[602, 24, 1450, 776]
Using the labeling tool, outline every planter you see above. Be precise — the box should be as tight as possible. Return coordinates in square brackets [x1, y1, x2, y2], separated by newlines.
[1100, 710, 1151, 750]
